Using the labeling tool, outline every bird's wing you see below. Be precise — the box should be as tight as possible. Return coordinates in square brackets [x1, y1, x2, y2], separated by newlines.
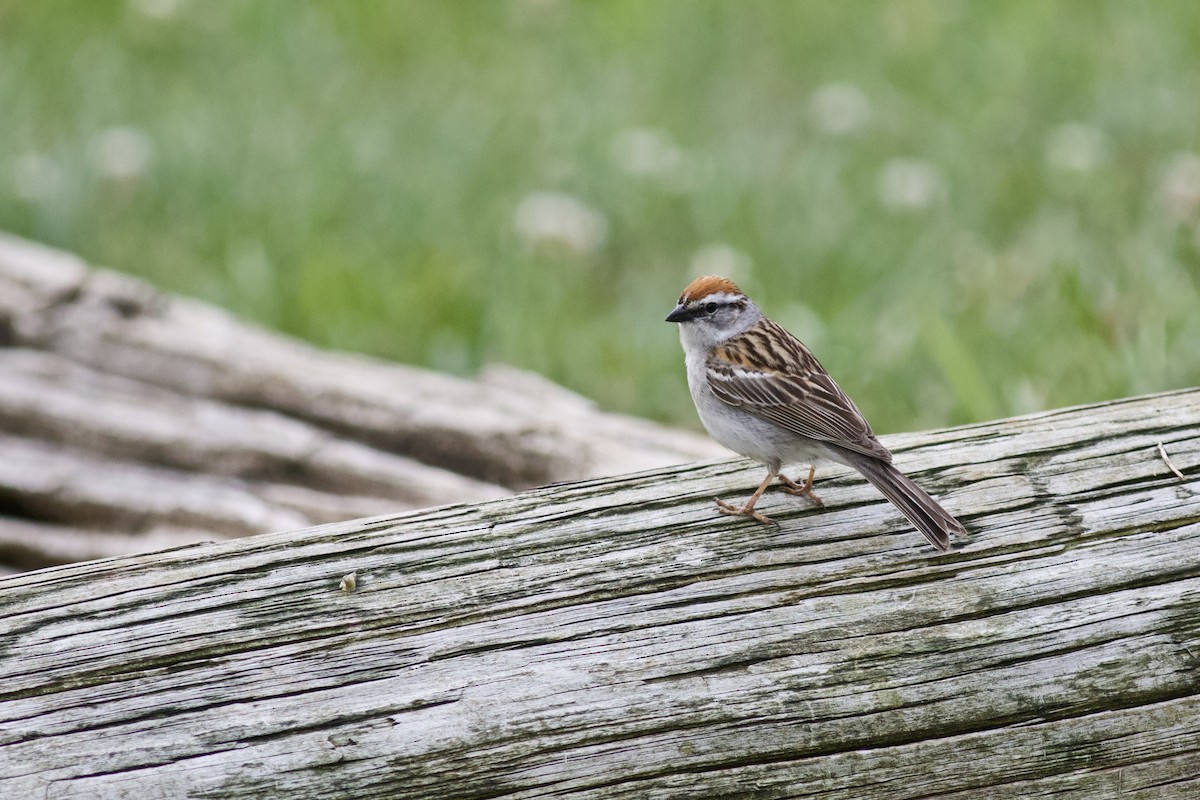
[706, 319, 892, 462]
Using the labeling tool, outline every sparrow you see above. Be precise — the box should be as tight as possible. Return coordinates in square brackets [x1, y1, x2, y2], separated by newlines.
[667, 275, 965, 551]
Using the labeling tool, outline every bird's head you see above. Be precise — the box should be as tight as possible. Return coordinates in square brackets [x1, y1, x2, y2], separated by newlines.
[666, 275, 761, 348]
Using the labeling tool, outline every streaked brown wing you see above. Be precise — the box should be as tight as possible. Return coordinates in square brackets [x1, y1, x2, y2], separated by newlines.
[707, 319, 892, 462]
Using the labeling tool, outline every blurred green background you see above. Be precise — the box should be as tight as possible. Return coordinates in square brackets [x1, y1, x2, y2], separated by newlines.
[3, 0, 1199, 433]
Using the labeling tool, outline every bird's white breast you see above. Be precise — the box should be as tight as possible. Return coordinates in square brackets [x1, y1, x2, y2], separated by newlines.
[682, 346, 823, 470]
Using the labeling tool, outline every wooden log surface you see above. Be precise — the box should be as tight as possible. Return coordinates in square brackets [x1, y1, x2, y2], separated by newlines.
[0, 232, 721, 570]
[1, 387, 1197, 798]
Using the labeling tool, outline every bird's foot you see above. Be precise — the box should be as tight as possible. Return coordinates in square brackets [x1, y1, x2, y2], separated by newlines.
[714, 496, 776, 526]
[779, 466, 824, 507]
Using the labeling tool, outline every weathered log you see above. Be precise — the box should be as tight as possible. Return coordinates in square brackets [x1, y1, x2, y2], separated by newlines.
[0, 388, 1197, 798]
[0, 348, 505, 501]
[0, 232, 721, 569]
[0, 232, 721, 487]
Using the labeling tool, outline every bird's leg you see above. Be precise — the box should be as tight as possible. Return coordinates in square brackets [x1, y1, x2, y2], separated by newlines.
[715, 468, 778, 525]
[779, 465, 824, 507]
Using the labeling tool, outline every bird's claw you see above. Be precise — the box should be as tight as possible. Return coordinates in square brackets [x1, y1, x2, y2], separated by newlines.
[780, 484, 824, 506]
[779, 468, 824, 507]
[714, 497, 777, 526]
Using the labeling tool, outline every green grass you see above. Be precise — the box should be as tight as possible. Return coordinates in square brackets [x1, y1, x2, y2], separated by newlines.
[3, 0, 1199, 434]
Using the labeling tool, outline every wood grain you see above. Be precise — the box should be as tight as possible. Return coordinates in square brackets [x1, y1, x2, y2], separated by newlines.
[1, 388, 1197, 797]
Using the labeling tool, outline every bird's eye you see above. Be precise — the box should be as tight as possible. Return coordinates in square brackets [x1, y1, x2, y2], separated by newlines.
[705, 302, 718, 314]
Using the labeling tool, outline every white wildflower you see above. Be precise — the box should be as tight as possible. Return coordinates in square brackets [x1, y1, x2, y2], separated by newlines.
[514, 192, 608, 255]
[810, 83, 871, 136]
[689, 244, 752, 283]
[610, 128, 683, 179]
[128, 0, 187, 20]
[1158, 152, 1200, 222]
[88, 126, 154, 180]
[1044, 123, 1108, 173]
[878, 158, 945, 211]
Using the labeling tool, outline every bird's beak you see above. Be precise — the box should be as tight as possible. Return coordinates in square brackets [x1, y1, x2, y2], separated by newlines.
[665, 302, 694, 323]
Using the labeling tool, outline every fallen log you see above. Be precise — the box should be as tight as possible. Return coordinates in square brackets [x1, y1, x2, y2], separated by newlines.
[0, 232, 721, 569]
[0, 387, 1197, 798]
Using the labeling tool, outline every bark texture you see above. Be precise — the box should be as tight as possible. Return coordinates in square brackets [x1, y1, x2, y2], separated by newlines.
[0, 232, 721, 570]
[0, 387, 1197, 798]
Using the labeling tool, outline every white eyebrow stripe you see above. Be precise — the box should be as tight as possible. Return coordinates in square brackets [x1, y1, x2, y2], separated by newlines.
[693, 291, 743, 305]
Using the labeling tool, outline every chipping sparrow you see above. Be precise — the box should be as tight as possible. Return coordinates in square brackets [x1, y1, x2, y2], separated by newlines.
[667, 275, 965, 551]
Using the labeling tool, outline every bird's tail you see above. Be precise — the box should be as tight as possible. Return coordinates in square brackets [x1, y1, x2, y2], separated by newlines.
[843, 453, 964, 552]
